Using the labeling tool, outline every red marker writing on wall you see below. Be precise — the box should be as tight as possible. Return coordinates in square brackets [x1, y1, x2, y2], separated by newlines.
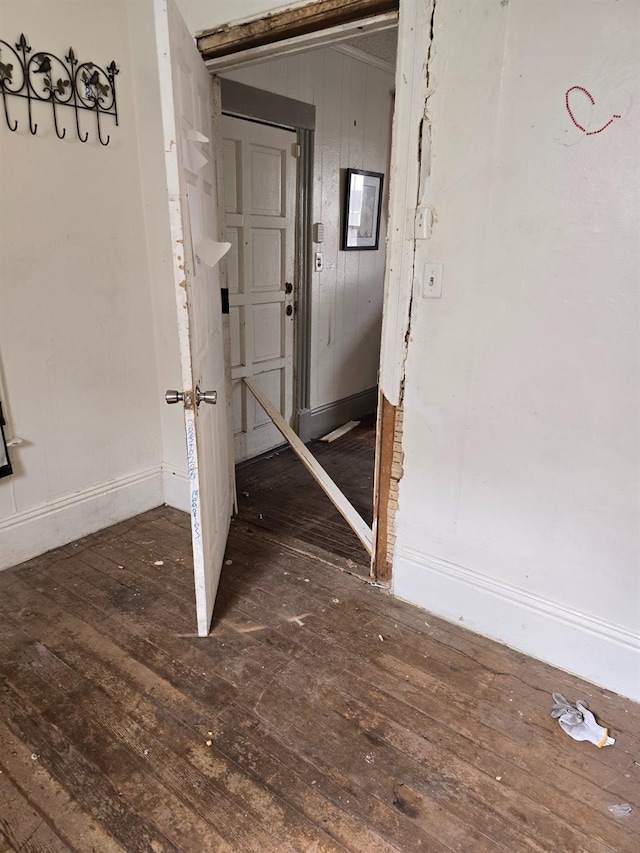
[565, 86, 622, 136]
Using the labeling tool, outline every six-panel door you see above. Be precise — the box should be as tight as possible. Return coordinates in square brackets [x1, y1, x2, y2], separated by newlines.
[222, 115, 297, 462]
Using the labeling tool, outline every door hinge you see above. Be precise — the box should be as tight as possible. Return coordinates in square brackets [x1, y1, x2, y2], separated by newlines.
[220, 287, 229, 315]
[292, 142, 301, 158]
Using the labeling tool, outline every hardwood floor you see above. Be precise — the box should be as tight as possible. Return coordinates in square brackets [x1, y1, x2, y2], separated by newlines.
[1, 505, 639, 852]
[235, 415, 376, 571]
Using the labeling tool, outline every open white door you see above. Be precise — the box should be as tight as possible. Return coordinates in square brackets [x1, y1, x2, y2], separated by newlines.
[222, 115, 297, 462]
[155, 0, 233, 636]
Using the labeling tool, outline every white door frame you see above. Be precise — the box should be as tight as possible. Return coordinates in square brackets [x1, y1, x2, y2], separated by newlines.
[199, 0, 433, 579]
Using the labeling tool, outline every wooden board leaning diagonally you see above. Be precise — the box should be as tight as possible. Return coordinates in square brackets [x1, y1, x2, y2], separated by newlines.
[243, 377, 373, 555]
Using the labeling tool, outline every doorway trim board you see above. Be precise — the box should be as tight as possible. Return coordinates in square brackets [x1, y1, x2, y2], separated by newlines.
[197, 0, 399, 63]
[220, 78, 315, 433]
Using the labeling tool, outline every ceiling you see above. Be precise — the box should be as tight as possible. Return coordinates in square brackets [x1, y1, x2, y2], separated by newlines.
[344, 28, 398, 66]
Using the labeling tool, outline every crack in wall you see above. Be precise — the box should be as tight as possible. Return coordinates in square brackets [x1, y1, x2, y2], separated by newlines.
[380, 0, 438, 578]
[398, 0, 437, 408]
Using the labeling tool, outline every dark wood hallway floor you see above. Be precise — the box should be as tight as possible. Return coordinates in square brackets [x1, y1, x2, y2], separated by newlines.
[1, 506, 640, 852]
[235, 415, 376, 572]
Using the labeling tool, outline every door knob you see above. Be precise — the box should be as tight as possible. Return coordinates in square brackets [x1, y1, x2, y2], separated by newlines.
[196, 388, 217, 406]
[284, 281, 293, 294]
[165, 390, 183, 404]
[286, 304, 293, 316]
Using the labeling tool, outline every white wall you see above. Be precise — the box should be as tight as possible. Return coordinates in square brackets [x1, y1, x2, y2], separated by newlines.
[223, 48, 394, 410]
[0, 0, 164, 568]
[393, 0, 640, 701]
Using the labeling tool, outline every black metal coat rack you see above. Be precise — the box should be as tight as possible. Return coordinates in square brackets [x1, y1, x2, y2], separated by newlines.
[0, 33, 119, 145]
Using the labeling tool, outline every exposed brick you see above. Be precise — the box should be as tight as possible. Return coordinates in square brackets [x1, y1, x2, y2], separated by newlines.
[384, 402, 404, 570]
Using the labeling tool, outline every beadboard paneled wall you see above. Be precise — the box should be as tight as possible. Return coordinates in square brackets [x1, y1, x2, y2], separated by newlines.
[221, 47, 395, 411]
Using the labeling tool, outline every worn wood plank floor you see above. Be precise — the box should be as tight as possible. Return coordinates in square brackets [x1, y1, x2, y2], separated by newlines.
[1, 507, 639, 852]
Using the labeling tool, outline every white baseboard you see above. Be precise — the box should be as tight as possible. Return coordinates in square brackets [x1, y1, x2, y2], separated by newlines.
[161, 464, 190, 513]
[394, 546, 640, 703]
[0, 467, 163, 572]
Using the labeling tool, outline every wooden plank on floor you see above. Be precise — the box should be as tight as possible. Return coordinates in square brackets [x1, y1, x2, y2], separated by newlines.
[244, 377, 373, 554]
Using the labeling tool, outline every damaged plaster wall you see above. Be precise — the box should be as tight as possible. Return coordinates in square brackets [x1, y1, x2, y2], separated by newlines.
[0, 0, 163, 569]
[393, 0, 640, 701]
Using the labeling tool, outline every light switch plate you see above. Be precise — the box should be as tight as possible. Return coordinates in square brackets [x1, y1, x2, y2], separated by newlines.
[422, 263, 443, 298]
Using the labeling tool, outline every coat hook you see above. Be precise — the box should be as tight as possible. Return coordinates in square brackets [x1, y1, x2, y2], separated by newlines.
[95, 108, 109, 146]
[52, 105, 66, 139]
[74, 110, 88, 142]
[1, 89, 17, 131]
[27, 102, 37, 134]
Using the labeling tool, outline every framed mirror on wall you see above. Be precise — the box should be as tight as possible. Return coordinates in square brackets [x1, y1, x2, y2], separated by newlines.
[0, 401, 12, 478]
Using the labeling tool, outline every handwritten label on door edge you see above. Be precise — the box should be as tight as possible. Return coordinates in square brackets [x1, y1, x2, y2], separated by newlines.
[186, 419, 201, 539]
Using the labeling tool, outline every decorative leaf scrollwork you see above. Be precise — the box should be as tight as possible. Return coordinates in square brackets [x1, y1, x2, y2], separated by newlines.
[82, 66, 110, 100]
[0, 60, 13, 83]
[0, 33, 119, 144]
[0, 45, 19, 130]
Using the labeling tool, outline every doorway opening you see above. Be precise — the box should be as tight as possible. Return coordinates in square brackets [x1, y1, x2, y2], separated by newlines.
[203, 9, 400, 579]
